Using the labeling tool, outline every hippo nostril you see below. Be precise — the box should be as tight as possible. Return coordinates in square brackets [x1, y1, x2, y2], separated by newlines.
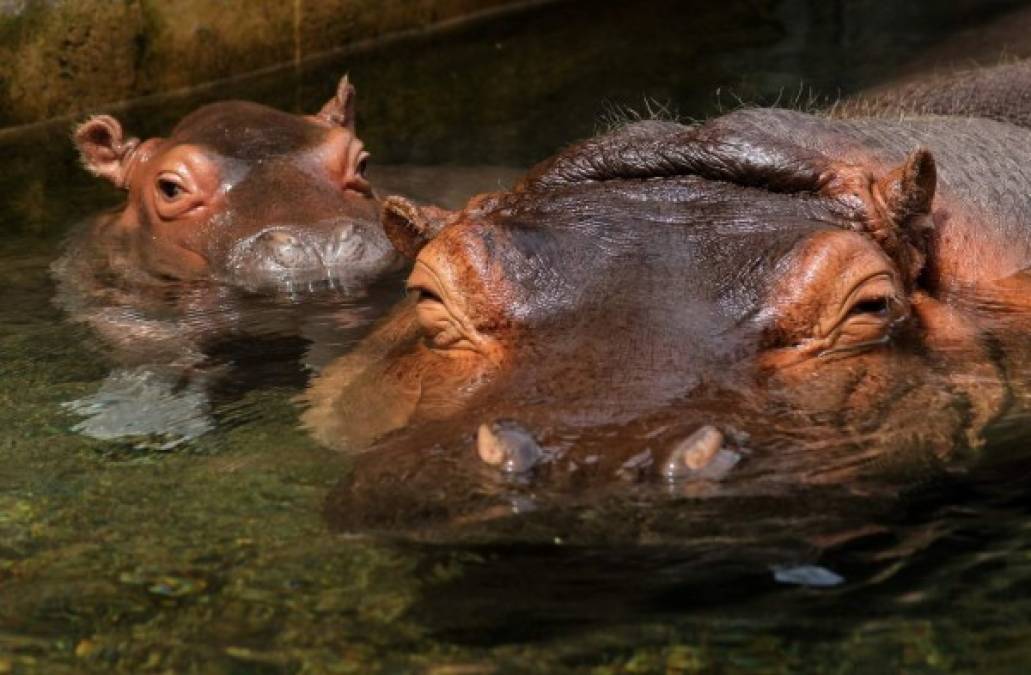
[477, 419, 543, 474]
[258, 231, 300, 248]
[661, 425, 741, 482]
[324, 224, 364, 263]
[256, 230, 313, 268]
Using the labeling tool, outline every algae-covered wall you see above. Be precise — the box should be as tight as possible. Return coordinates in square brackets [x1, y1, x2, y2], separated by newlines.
[0, 0, 537, 128]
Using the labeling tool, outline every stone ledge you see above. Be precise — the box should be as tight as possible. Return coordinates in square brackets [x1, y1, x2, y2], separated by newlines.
[0, 0, 547, 127]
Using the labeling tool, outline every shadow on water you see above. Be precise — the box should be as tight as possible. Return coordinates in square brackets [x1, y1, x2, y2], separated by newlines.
[5, 0, 1031, 672]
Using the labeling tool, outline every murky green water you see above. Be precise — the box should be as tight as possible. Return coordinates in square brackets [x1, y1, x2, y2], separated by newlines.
[6, 0, 1031, 672]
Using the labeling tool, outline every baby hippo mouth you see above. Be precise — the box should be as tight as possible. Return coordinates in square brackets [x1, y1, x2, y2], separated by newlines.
[225, 222, 399, 293]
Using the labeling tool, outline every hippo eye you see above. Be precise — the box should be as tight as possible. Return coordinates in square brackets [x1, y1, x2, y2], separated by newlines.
[816, 290, 906, 358]
[157, 178, 184, 200]
[355, 153, 369, 178]
[847, 297, 892, 318]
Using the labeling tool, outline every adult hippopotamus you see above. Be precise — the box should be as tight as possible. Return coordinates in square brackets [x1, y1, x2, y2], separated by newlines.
[305, 66, 1031, 532]
[64, 75, 400, 293]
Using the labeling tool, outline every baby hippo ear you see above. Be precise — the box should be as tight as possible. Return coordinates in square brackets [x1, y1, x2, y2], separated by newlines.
[73, 115, 140, 189]
[318, 74, 357, 131]
[381, 196, 453, 260]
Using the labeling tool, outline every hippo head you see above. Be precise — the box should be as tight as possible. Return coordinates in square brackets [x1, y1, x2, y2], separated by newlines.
[304, 118, 1004, 473]
[308, 183, 913, 443]
[74, 76, 401, 292]
[302, 114, 1028, 533]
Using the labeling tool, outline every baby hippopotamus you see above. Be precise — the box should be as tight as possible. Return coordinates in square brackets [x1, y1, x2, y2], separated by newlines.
[53, 76, 410, 448]
[67, 75, 400, 293]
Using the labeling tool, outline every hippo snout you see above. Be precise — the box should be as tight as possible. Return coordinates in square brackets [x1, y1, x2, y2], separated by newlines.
[322, 223, 365, 264]
[255, 230, 314, 269]
[225, 227, 334, 291]
[224, 223, 400, 292]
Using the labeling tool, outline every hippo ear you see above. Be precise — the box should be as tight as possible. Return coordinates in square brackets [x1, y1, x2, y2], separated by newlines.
[318, 74, 357, 131]
[873, 148, 936, 228]
[73, 115, 140, 189]
[381, 196, 453, 260]
[856, 149, 937, 287]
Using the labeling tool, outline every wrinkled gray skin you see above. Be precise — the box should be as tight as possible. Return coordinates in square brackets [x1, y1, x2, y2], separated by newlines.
[568, 110, 1031, 295]
[314, 62, 1031, 539]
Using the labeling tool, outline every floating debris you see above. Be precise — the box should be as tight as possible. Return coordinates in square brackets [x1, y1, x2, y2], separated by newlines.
[771, 564, 845, 588]
[146, 575, 208, 598]
[74, 639, 98, 658]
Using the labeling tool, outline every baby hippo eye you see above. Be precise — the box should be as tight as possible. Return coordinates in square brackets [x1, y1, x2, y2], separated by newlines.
[152, 169, 205, 220]
[341, 151, 372, 196]
[157, 177, 184, 200]
[355, 152, 369, 178]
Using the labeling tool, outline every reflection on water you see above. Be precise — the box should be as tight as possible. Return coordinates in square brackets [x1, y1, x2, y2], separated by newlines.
[4, 0, 1031, 672]
[51, 256, 406, 448]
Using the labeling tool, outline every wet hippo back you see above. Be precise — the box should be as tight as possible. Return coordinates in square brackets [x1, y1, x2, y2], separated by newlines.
[523, 107, 1031, 294]
[837, 59, 1031, 130]
[710, 108, 1031, 291]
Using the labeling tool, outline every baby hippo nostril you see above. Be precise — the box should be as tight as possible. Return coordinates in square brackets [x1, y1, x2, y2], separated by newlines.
[258, 230, 298, 247]
[477, 419, 543, 474]
[325, 224, 363, 263]
[257, 231, 310, 268]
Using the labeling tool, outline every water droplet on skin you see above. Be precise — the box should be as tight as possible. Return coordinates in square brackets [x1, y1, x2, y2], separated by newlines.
[476, 419, 543, 473]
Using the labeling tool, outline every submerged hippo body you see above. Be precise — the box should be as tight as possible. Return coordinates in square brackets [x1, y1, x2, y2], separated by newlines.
[307, 67, 1031, 533]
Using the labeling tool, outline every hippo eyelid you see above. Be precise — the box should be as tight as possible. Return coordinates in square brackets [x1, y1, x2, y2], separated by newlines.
[152, 169, 209, 221]
[340, 152, 372, 197]
[817, 333, 891, 358]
